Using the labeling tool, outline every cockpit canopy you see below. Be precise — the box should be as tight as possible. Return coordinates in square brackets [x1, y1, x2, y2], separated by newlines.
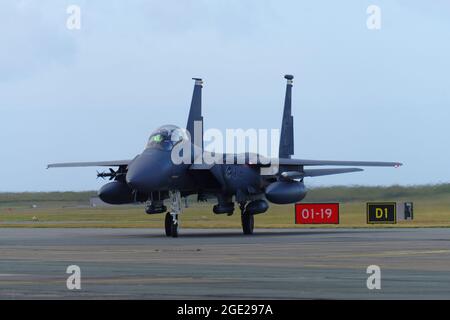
[146, 125, 189, 151]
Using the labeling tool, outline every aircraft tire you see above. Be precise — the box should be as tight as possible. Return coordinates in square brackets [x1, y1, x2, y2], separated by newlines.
[165, 212, 172, 237]
[171, 216, 179, 238]
[241, 213, 254, 235]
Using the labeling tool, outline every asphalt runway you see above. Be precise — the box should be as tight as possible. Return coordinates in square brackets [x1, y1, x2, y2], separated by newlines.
[1, 228, 450, 299]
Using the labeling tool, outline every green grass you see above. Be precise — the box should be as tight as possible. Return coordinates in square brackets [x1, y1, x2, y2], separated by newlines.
[1, 185, 449, 228]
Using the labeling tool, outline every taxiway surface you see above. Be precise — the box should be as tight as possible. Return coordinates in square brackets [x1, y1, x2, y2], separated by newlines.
[1, 228, 449, 299]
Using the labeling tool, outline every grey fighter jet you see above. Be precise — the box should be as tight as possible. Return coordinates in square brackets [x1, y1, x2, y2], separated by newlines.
[48, 75, 402, 237]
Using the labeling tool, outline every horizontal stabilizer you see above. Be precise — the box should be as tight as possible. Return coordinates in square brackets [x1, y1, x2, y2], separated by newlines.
[281, 168, 363, 179]
[47, 159, 132, 169]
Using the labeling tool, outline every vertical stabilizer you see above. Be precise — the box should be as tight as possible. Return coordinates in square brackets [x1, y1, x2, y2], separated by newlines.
[279, 74, 294, 158]
[186, 78, 204, 151]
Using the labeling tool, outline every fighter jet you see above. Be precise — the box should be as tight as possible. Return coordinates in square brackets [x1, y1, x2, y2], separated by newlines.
[48, 75, 402, 237]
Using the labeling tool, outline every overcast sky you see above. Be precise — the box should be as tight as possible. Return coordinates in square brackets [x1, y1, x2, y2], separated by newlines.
[1, 0, 449, 191]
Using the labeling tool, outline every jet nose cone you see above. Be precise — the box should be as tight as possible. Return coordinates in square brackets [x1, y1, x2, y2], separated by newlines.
[126, 150, 173, 192]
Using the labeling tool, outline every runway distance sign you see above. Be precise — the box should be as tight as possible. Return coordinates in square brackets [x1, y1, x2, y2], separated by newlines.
[295, 203, 339, 224]
[367, 202, 396, 224]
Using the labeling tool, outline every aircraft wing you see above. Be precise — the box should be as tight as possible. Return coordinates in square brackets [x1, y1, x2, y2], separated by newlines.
[277, 158, 402, 167]
[47, 159, 133, 169]
[281, 168, 363, 179]
[188, 158, 401, 170]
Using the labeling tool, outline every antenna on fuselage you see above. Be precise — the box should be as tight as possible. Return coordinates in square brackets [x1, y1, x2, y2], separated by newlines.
[279, 74, 294, 159]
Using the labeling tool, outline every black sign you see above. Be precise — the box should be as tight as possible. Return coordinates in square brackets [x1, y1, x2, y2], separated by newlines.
[367, 202, 396, 224]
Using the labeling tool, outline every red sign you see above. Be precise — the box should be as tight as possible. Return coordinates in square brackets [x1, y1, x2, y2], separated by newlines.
[295, 203, 339, 224]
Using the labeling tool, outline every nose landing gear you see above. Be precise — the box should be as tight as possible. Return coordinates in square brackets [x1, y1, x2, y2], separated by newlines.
[165, 212, 178, 237]
[240, 202, 254, 235]
[165, 190, 182, 238]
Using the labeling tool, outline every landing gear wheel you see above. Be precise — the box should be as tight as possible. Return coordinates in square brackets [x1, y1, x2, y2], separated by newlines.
[165, 212, 172, 237]
[241, 213, 254, 235]
[171, 216, 179, 238]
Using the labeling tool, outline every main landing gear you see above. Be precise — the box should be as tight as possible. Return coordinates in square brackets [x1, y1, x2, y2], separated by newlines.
[165, 212, 178, 237]
[240, 202, 254, 235]
[165, 190, 182, 238]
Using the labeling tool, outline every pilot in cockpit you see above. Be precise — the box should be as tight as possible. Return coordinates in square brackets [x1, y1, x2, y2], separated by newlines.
[146, 125, 187, 151]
